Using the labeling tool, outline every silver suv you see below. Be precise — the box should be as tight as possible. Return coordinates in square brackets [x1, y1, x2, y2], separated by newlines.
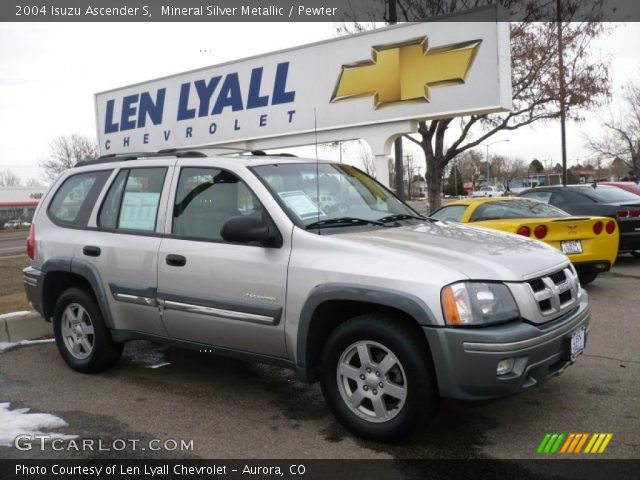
[24, 150, 590, 440]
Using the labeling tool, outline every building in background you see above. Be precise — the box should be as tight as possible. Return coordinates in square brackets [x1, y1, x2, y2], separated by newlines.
[0, 187, 47, 225]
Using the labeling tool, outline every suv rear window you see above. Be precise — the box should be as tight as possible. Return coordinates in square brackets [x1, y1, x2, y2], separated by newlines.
[48, 171, 111, 227]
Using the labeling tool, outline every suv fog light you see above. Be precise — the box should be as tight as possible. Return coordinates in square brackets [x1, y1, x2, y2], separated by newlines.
[496, 358, 515, 376]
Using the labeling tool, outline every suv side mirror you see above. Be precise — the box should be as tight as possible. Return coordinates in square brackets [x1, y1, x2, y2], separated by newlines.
[220, 215, 279, 246]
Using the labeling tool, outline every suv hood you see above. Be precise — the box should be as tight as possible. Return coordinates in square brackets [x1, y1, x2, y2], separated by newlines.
[340, 221, 568, 281]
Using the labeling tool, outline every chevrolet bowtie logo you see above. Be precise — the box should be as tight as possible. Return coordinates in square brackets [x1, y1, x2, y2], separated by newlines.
[331, 37, 481, 108]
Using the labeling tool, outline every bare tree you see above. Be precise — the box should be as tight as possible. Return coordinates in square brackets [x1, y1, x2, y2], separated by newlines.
[0, 169, 21, 187]
[500, 156, 527, 188]
[455, 149, 484, 187]
[23, 177, 44, 188]
[609, 157, 627, 180]
[339, 1, 610, 209]
[41, 134, 98, 181]
[588, 80, 640, 176]
[354, 141, 377, 176]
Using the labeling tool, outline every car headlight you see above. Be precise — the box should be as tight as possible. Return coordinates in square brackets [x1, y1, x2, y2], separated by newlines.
[441, 282, 519, 326]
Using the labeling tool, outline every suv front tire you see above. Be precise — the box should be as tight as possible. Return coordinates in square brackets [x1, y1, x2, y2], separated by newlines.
[320, 314, 436, 441]
[53, 287, 123, 373]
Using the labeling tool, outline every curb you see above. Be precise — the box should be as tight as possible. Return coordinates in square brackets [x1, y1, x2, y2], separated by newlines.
[0, 311, 52, 343]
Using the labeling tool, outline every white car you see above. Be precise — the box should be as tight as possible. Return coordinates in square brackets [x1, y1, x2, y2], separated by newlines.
[470, 186, 505, 197]
[3, 219, 20, 229]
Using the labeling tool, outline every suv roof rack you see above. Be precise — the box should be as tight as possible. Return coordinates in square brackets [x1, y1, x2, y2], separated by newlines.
[246, 151, 297, 157]
[75, 146, 299, 167]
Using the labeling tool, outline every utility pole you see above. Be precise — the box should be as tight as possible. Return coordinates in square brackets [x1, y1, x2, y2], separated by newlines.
[389, 0, 405, 199]
[557, 0, 568, 186]
[454, 162, 458, 196]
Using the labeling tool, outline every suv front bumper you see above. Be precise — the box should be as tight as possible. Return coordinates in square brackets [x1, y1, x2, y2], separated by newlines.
[423, 294, 590, 401]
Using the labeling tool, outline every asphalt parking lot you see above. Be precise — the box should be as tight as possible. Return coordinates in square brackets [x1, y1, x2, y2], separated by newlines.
[0, 256, 638, 460]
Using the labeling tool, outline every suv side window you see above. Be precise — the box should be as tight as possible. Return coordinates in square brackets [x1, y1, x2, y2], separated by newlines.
[98, 167, 167, 232]
[172, 167, 264, 241]
[48, 171, 111, 227]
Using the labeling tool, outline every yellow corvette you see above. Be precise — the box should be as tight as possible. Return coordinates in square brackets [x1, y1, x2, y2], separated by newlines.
[430, 197, 619, 284]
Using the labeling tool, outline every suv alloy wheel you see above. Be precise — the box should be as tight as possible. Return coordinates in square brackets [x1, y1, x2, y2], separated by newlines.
[53, 288, 123, 373]
[320, 314, 436, 441]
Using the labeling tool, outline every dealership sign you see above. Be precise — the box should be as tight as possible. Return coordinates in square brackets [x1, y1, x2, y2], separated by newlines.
[95, 20, 511, 156]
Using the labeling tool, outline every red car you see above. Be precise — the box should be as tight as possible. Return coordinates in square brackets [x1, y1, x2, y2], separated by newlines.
[602, 181, 640, 196]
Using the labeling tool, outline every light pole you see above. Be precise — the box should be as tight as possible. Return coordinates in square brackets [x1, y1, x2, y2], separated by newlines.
[483, 139, 510, 186]
[557, 0, 568, 186]
[388, 0, 404, 199]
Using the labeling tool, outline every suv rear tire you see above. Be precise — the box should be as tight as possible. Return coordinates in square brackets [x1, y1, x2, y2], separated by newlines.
[53, 287, 122, 373]
[319, 314, 436, 441]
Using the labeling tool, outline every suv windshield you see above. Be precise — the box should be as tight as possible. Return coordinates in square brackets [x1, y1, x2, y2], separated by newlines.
[252, 163, 420, 228]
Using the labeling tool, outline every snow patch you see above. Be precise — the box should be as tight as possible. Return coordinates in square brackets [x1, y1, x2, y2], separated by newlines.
[122, 340, 171, 369]
[0, 338, 54, 353]
[146, 362, 171, 369]
[0, 403, 77, 447]
[0, 311, 32, 320]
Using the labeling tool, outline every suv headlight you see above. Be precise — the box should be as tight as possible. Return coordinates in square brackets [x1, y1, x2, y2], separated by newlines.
[441, 282, 519, 326]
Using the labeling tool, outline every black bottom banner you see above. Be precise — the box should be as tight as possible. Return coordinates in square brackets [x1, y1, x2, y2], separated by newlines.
[1, 459, 640, 480]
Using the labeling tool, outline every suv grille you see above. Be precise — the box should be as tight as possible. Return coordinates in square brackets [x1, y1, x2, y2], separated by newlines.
[526, 266, 579, 318]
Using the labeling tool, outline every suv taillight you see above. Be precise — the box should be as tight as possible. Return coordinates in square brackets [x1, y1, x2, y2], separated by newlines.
[26, 225, 35, 260]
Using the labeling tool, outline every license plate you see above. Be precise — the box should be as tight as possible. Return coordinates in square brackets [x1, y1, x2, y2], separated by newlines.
[561, 240, 583, 254]
[570, 326, 586, 360]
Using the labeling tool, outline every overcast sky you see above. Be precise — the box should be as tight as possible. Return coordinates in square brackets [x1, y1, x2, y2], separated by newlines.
[0, 22, 638, 182]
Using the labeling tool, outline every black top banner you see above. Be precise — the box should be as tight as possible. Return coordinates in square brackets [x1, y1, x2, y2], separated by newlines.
[2, 0, 640, 22]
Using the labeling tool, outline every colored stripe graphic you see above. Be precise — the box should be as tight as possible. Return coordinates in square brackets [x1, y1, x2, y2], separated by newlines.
[537, 433, 565, 453]
[539, 433, 613, 454]
[537, 433, 552, 453]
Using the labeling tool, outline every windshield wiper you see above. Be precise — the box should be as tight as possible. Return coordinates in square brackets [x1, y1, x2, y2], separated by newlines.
[305, 217, 387, 230]
[377, 213, 428, 224]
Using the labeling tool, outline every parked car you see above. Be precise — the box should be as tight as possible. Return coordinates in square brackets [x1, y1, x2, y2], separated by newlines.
[601, 181, 640, 196]
[519, 185, 640, 257]
[3, 219, 21, 229]
[430, 197, 619, 285]
[24, 151, 590, 441]
[470, 185, 505, 197]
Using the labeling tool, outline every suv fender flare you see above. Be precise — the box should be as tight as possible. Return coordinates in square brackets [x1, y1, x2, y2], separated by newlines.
[296, 283, 438, 374]
[41, 257, 115, 329]
[70, 258, 115, 329]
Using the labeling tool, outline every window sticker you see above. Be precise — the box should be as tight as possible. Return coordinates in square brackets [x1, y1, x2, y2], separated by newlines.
[119, 192, 160, 231]
[278, 191, 325, 220]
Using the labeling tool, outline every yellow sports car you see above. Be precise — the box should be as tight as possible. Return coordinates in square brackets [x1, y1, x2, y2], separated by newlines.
[430, 197, 619, 284]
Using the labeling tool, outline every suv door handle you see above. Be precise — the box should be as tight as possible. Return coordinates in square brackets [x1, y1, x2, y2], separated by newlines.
[166, 254, 186, 267]
[83, 246, 101, 257]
